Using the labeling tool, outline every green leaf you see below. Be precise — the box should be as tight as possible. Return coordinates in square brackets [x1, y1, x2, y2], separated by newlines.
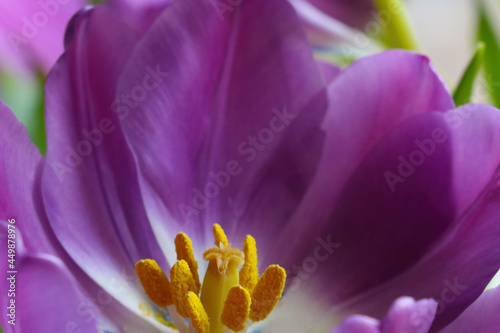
[478, 4, 500, 107]
[0, 72, 46, 155]
[453, 42, 485, 106]
[373, 0, 418, 50]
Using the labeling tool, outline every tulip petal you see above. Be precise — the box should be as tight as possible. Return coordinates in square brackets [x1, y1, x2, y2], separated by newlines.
[15, 255, 101, 333]
[275, 50, 454, 267]
[317, 60, 342, 85]
[332, 297, 437, 333]
[379, 297, 437, 333]
[0, 221, 97, 333]
[42, 6, 167, 327]
[117, 0, 329, 263]
[0, 100, 54, 254]
[319, 105, 500, 330]
[440, 286, 500, 333]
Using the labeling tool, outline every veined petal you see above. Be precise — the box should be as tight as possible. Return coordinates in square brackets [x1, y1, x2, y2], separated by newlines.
[42, 6, 167, 327]
[117, 0, 329, 264]
[0, 100, 54, 254]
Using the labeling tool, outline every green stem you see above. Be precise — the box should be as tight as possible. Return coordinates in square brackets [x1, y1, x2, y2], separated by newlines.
[373, 0, 419, 50]
[453, 43, 486, 106]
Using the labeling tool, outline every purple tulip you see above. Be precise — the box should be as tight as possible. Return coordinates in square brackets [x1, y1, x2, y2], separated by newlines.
[1, 0, 500, 332]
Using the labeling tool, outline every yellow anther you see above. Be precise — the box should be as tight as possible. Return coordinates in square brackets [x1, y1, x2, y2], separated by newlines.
[239, 235, 258, 293]
[221, 286, 251, 332]
[213, 223, 229, 247]
[135, 259, 173, 307]
[175, 232, 201, 293]
[204, 243, 244, 275]
[170, 260, 198, 318]
[249, 265, 286, 322]
[185, 292, 210, 333]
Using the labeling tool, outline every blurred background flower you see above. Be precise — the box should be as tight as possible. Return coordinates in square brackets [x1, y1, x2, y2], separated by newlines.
[0, 0, 170, 154]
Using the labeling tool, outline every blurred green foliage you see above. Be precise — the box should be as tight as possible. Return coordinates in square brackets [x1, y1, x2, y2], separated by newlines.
[478, 4, 500, 108]
[373, 0, 418, 50]
[0, 72, 46, 155]
[453, 43, 485, 106]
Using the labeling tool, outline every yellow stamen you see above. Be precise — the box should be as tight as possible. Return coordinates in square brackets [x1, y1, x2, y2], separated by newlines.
[213, 223, 229, 247]
[175, 232, 201, 293]
[135, 224, 286, 332]
[239, 235, 258, 293]
[170, 260, 198, 318]
[249, 265, 286, 322]
[185, 292, 210, 333]
[221, 286, 251, 332]
[135, 259, 173, 307]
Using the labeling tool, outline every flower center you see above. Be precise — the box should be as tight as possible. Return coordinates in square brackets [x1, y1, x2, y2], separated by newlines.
[135, 224, 286, 333]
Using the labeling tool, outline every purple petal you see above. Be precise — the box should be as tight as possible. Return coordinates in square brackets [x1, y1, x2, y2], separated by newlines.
[326, 105, 500, 330]
[15, 255, 101, 333]
[117, 0, 329, 262]
[440, 286, 500, 333]
[332, 297, 437, 333]
[380, 297, 437, 333]
[42, 6, 167, 320]
[274, 50, 453, 268]
[0, 100, 55, 254]
[317, 60, 342, 85]
[0, 222, 98, 333]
